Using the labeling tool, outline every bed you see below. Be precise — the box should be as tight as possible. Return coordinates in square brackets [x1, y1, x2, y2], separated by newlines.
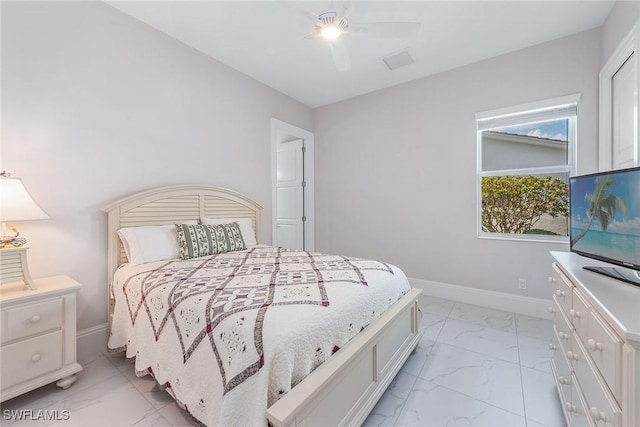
[102, 185, 422, 427]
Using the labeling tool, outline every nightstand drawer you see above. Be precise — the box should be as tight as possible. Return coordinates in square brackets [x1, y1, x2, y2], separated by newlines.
[2, 298, 63, 343]
[0, 330, 63, 389]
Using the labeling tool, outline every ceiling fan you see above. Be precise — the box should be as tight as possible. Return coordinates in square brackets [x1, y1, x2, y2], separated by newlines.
[304, 1, 421, 73]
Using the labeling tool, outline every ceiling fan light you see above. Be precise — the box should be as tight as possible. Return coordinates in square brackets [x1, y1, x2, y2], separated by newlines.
[321, 26, 341, 40]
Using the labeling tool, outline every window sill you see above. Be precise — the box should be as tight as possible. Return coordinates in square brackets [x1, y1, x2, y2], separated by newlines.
[477, 233, 569, 244]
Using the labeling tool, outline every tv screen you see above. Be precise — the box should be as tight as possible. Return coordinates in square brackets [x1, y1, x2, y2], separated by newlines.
[570, 166, 640, 285]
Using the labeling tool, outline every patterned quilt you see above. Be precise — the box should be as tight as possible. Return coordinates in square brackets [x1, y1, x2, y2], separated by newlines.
[108, 246, 411, 426]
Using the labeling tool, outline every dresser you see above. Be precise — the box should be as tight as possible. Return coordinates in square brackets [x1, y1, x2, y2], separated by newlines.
[0, 275, 82, 402]
[549, 252, 640, 427]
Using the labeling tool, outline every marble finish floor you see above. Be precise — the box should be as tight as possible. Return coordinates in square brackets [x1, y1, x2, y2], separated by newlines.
[1, 295, 565, 427]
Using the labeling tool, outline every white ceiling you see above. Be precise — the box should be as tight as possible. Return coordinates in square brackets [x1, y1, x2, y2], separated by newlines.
[106, 1, 615, 108]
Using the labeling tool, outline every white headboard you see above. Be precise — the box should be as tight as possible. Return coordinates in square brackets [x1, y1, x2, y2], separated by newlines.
[101, 185, 263, 315]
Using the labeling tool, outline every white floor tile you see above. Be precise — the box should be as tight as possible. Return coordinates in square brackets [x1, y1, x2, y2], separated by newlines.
[437, 318, 520, 363]
[396, 377, 526, 427]
[419, 296, 455, 317]
[517, 334, 553, 374]
[516, 314, 554, 342]
[448, 302, 516, 333]
[418, 343, 525, 416]
[520, 366, 567, 426]
[363, 372, 417, 427]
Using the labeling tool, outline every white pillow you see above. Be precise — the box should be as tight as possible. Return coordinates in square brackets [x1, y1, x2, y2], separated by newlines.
[118, 224, 193, 266]
[201, 217, 257, 247]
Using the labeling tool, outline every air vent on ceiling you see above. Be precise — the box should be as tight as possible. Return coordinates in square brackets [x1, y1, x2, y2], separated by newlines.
[382, 50, 414, 71]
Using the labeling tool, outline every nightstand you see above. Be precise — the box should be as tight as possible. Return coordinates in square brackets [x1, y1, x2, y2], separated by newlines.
[0, 275, 83, 402]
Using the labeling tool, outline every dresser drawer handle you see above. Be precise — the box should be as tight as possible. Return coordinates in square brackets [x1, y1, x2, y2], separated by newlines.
[548, 307, 556, 314]
[569, 309, 581, 319]
[30, 315, 41, 323]
[567, 351, 579, 361]
[559, 376, 570, 385]
[548, 276, 556, 284]
[559, 331, 569, 341]
[587, 339, 603, 352]
[31, 353, 42, 362]
[565, 402, 576, 413]
[555, 289, 566, 297]
[548, 343, 556, 351]
[589, 407, 607, 422]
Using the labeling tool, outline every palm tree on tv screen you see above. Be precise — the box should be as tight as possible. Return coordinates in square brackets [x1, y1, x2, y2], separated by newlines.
[571, 176, 627, 246]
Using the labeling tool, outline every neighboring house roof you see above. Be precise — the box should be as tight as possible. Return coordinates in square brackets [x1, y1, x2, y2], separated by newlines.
[483, 130, 567, 149]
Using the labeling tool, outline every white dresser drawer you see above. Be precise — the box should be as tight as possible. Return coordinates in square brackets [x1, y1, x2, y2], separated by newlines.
[573, 339, 621, 427]
[552, 326, 573, 406]
[0, 330, 63, 389]
[585, 310, 622, 403]
[552, 358, 574, 426]
[553, 297, 573, 349]
[571, 375, 596, 427]
[551, 265, 573, 315]
[2, 298, 63, 343]
[570, 290, 590, 341]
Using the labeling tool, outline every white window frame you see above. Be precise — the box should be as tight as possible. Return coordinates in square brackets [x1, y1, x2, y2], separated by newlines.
[476, 94, 580, 243]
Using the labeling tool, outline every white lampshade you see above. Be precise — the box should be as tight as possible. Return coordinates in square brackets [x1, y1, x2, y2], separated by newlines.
[0, 177, 50, 222]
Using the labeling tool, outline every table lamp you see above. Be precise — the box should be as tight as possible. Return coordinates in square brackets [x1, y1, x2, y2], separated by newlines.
[0, 171, 50, 289]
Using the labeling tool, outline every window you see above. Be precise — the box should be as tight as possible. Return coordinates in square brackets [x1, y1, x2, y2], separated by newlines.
[476, 95, 579, 241]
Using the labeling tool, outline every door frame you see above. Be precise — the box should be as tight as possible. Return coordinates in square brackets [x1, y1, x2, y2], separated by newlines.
[271, 118, 315, 250]
[599, 20, 639, 171]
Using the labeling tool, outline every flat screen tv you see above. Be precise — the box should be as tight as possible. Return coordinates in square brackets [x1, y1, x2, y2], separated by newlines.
[569, 166, 640, 287]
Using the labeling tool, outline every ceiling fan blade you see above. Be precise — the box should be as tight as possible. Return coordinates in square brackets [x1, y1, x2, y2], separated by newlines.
[330, 39, 351, 72]
[347, 22, 420, 39]
[304, 30, 320, 40]
[339, 2, 353, 21]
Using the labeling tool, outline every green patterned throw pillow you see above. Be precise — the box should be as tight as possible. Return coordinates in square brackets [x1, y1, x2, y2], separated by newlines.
[175, 222, 246, 259]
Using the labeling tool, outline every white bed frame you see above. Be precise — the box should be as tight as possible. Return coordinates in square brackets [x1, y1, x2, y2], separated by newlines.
[102, 185, 422, 427]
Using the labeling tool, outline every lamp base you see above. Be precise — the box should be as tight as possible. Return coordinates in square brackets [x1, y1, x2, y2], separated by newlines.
[0, 246, 36, 290]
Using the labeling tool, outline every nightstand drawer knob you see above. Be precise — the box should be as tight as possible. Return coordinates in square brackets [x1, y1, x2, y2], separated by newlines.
[548, 277, 556, 283]
[30, 315, 41, 323]
[548, 307, 556, 314]
[548, 343, 556, 351]
[569, 309, 581, 318]
[31, 353, 42, 362]
[555, 290, 566, 297]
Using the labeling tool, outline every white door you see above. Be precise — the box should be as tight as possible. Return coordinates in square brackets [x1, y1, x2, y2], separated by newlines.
[275, 139, 304, 249]
[612, 52, 638, 169]
[599, 25, 639, 171]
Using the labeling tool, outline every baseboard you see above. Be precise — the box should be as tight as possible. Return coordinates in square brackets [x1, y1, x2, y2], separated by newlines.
[409, 277, 552, 319]
[76, 323, 109, 365]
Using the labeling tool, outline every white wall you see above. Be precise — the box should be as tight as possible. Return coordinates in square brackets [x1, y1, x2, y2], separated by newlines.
[601, 0, 640, 64]
[0, 1, 313, 331]
[314, 29, 601, 300]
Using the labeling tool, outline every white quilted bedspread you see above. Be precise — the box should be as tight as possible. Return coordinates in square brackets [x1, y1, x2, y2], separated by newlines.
[108, 246, 410, 426]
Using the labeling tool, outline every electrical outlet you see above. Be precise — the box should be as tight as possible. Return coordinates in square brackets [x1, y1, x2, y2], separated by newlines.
[518, 278, 527, 290]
